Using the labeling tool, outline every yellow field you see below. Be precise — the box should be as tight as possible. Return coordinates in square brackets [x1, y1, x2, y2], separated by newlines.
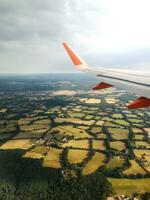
[135, 141, 150, 148]
[108, 128, 129, 140]
[20, 124, 50, 132]
[0, 139, 34, 150]
[33, 119, 51, 125]
[128, 118, 143, 123]
[92, 140, 105, 150]
[61, 139, 89, 149]
[134, 149, 150, 157]
[134, 149, 150, 172]
[31, 145, 49, 155]
[134, 134, 144, 140]
[132, 128, 143, 134]
[22, 152, 44, 159]
[50, 125, 92, 139]
[90, 127, 102, 134]
[95, 120, 105, 126]
[68, 149, 88, 164]
[18, 118, 34, 125]
[144, 128, 150, 138]
[42, 148, 62, 169]
[68, 112, 85, 118]
[112, 114, 123, 119]
[114, 120, 130, 126]
[52, 90, 77, 96]
[110, 141, 125, 151]
[84, 115, 94, 120]
[54, 117, 95, 126]
[106, 157, 124, 169]
[108, 178, 150, 195]
[82, 152, 105, 175]
[123, 160, 146, 175]
[105, 97, 119, 104]
[97, 134, 107, 139]
[80, 98, 101, 104]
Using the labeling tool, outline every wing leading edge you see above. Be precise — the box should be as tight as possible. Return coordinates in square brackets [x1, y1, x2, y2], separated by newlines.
[62, 42, 150, 109]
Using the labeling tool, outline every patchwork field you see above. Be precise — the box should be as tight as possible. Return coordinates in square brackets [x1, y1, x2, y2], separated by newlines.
[106, 157, 124, 169]
[108, 178, 150, 194]
[80, 98, 101, 104]
[123, 160, 146, 175]
[108, 128, 129, 140]
[82, 152, 105, 175]
[110, 141, 125, 151]
[135, 141, 150, 148]
[68, 149, 88, 164]
[50, 125, 92, 139]
[54, 117, 95, 126]
[0, 139, 35, 150]
[92, 140, 105, 150]
[42, 148, 62, 169]
[61, 139, 89, 149]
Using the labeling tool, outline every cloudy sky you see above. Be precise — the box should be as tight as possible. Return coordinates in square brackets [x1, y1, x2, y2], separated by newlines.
[0, 0, 150, 73]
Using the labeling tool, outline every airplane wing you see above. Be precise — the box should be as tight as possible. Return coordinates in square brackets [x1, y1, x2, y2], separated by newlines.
[62, 42, 150, 109]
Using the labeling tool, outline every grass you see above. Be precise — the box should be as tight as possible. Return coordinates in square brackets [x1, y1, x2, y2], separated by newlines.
[82, 152, 105, 175]
[33, 119, 51, 125]
[144, 128, 150, 138]
[61, 139, 89, 149]
[110, 141, 125, 151]
[114, 120, 130, 126]
[13, 131, 45, 139]
[134, 149, 150, 172]
[0, 127, 17, 133]
[22, 152, 44, 159]
[132, 128, 143, 134]
[134, 134, 145, 140]
[123, 160, 146, 175]
[50, 125, 92, 139]
[80, 98, 101, 104]
[108, 178, 150, 195]
[106, 157, 124, 169]
[68, 112, 85, 118]
[108, 128, 129, 140]
[68, 149, 88, 164]
[90, 127, 102, 134]
[112, 114, 123, 119]
[20, 124, 50, 132]
[42, 148, 62, 169]
[0, 139, 35, 150]
[84, 115, 94, 120]
[135, 141, 150, 148]
[92, 140, 105, 150]
[128, 118, 143, 123]
[54, 117, 95, 126]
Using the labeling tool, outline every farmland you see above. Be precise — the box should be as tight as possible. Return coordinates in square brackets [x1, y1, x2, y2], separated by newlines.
[0, 74, 150, 199]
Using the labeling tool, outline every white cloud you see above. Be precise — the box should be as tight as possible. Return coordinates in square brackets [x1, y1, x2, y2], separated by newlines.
[0, 0, 150, 73]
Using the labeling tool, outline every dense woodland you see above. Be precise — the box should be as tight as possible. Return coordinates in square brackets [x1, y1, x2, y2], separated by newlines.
[0, 150, 112, 200]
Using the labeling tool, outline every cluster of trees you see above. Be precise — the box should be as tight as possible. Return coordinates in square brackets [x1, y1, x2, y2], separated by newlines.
[0, 149, 113, 200]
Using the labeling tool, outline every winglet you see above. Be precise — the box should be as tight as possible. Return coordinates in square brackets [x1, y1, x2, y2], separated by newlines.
[127, 97, 150, 109]
[93, 82, 113, 90]
[62, 42, 88, 71]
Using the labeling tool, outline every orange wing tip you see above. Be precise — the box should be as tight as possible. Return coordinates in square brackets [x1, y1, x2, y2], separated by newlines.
[93, 82, 113, 90]
[127, 97, 150, 109]
[62, 42, 84, 66]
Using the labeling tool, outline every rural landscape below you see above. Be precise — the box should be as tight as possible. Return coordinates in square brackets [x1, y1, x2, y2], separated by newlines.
[0, 73, 150, 200]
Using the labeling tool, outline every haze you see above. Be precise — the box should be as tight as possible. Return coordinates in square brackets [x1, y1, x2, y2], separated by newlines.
[0, 0, 150, 74]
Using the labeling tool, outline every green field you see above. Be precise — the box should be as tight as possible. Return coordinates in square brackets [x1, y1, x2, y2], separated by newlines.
[108, 178, 150, 194]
